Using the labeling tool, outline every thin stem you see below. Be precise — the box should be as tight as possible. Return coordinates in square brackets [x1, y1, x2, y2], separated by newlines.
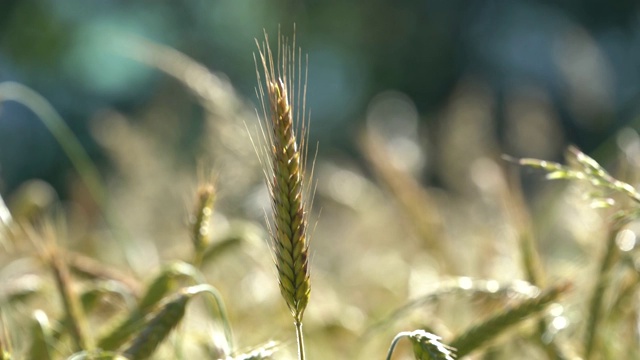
[584, 222, 623, 359]
[295, 320, 306, 360]
[175, 268, 235, 352]
[0, 82, 105, 209]
[201, 285, 234, 353]
[385, 332, 408, 360]
[192, 252, 204, 269]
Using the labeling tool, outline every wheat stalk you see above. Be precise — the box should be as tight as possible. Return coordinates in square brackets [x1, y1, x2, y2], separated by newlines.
[255, 29, 312, 360]
[33, 222, 93, 352]
[67, 350, 128, 360]
[584, 220, 625, 359]
[0, 313, 12, 360]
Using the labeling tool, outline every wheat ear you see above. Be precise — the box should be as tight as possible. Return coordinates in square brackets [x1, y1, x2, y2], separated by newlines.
[450, 282, 571, 357]
[255, 30, 312, 360]
[120, 291, 191, 360]
[98, 264, 182, 350]
[121, 284, 216, 360]
[190, 182, 216, 267]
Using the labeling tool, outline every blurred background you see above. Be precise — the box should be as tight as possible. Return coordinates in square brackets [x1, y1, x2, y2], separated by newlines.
[3, 1, 640, 359]
[2, 0, 640, 199]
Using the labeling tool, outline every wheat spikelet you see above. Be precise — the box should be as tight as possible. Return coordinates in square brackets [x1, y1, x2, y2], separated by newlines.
[255, 31, 312, 325]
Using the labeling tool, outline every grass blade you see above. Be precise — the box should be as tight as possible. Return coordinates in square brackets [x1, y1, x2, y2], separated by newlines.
[450, 282, 570, 358]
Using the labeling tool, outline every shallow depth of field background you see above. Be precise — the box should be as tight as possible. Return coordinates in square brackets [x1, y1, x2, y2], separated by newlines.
[2, 1, 640, 359]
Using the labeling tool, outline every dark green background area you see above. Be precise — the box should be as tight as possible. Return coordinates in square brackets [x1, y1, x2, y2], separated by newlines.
[1, 0, 640, 198]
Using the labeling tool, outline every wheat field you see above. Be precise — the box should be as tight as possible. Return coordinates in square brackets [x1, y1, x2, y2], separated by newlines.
[0, 29, 639, 360]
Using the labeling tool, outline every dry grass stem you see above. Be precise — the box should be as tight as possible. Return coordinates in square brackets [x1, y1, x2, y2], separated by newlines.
[255, 29, 312, 360]
[504, 178, 563, 357]
[359, 131, 450, 270]
[584, 221, 625, 359]
[36, 223, 93, 352]
[67, 251, 141, 297]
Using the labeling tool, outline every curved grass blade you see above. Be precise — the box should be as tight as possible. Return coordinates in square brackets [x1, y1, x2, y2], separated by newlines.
[121, 284, 219, 360]
[386, 330, 455, 360]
